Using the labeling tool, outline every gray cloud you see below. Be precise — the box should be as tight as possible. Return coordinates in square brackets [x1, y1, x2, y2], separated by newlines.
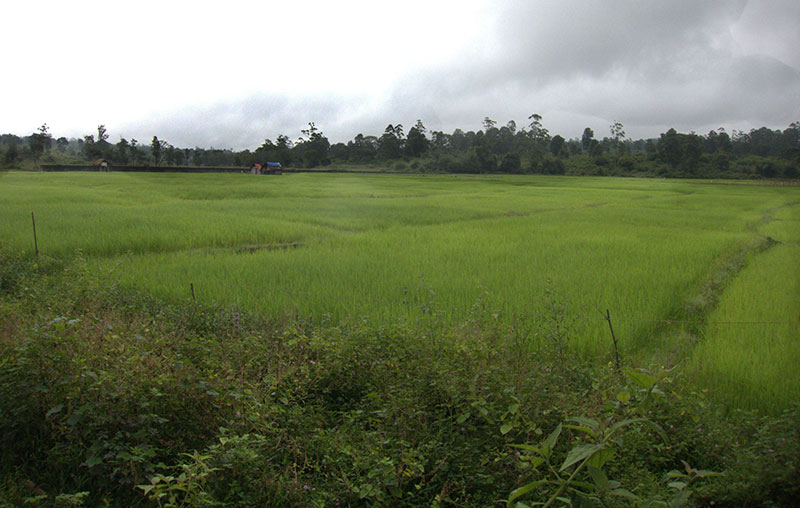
[486, 1, 744, 83]
[119, 94, 365, 149]
[119, 0, 800, 148]
[384, 0, 799, 140]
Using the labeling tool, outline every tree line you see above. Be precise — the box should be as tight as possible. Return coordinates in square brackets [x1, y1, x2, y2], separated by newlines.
[2, 116, 799, 179]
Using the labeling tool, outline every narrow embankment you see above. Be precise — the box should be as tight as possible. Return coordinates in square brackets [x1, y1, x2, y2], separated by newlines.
[638, 201, 799, 412]
[629, 236, 775, 364]
[690, 201, 800, 413]
[641, 202, 795, 348]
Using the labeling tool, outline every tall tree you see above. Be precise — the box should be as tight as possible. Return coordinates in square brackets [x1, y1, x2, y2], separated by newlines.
[588, 139, 603, 157]
[450, 129, 470, 152]
[82, 134, 101, 159]
[377, 124, 404, 159]
[495, 123, 516, 154]
[657, 129, 679, 168]
[348, 133, 378, 163]
[28, 123, 51, 165]
[151, 136, 164, 165]
[55, 137, 69, 152]
[506, 120, 517, 135]
[526, 114, 550, 168]
[716, 129, 732, 153]
[429, 131, 450, 153]
[527, 114, 550, 142]
[581, 127, 594, 152]
[405, 120, 429, 157]
[97, 124, 109, 143]
[116, 138, 130, 163]
[275, 134, 294, 165]
[782, 122, 800, 161]
[129, 139, 141, 163]
[609, 120, 627, 170]
[704, 130, 719, 153]
[296, 122, 330, 167]
[549, 135, 566, 157]
[94, 125, 113, 159]
[163, 142, 179, 165]
[39, 123, 52, 153]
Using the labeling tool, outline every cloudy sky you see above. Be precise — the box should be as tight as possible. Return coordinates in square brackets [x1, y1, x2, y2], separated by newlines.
[3, 0, 799, 149]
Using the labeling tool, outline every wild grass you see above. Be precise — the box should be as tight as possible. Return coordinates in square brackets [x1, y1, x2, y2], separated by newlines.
[691, 206, 800, 413]
[104, 205, 746, 358]
[1, 171, 797, 412]
[2, 172, 800, 506]
[2, 246, 798, 507]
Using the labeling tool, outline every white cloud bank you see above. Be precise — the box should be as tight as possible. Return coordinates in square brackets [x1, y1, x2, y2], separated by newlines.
[2, 0, 798, 148]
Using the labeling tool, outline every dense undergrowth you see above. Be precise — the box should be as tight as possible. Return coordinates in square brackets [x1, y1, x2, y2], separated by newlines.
[1, 250, 798, 507]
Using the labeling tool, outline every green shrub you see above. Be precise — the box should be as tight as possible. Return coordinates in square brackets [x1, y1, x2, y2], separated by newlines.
[2, 249, 798, 507]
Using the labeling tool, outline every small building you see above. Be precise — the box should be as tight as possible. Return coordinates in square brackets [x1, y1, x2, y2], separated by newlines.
[250, 162, 282, 175]
[92, 158, 110, 171]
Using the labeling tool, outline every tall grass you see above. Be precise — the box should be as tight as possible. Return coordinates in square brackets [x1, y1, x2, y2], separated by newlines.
[105, 203, 751, 358]
[2, 171, 797, 411]
[691, 207, 800, 413]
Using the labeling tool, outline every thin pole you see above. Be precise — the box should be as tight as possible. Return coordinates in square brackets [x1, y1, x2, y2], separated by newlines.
[31, 212, 39, 258]
[605, 309, 620, 371]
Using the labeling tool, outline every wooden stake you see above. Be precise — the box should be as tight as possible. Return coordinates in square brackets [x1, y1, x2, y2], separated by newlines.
[190, 282, 196, 304]
[31, 212, 39, 258]
[604, 309, 621, 371]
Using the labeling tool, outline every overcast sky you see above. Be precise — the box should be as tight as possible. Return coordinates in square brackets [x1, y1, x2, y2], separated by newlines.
[3, 0, 799, 149]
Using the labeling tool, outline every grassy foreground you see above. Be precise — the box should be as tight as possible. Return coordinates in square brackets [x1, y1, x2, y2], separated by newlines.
[1, 171, 799, 506]
[1, 172, 798, 411]
[1, 253, 799, 507]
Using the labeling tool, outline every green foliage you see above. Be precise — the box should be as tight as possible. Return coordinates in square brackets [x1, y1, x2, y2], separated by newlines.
[507, 369, 670, 507]
[296, 122, 330, 168]
[697, 407, 800, 506]
[1, 256, 798, 506]
[138, 452, 219, 507]
[504, 367, 751, 508]
[507, 415, 647, 507]
[1, 172, 798, 507]
[23, 491, 90, 507]
[3, 119, 798, 178]
[2, 172, 797, 413]
[640, 461, 722, 508]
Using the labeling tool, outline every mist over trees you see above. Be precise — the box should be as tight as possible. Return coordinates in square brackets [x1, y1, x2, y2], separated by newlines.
[2, 118, 798, 179]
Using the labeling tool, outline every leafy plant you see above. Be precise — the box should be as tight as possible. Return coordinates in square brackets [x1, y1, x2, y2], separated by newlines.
[507, 413, 662, 507]
[138, 451, 219, 507]
[642, 461, 721, 508]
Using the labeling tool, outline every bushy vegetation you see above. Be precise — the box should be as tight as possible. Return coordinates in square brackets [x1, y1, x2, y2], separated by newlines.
[1, 250, 798, 507]
[1, 172, 798, 506]
[2, 119, 798, 179]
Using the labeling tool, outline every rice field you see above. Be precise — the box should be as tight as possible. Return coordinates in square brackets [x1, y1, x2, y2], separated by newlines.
[1, 171, 797, 412]
[692, 207, 800, 412]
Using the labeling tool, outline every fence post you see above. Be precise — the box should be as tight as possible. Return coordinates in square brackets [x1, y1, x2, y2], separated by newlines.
[31, 212, 39, 258]
[603, 308, 621, 371]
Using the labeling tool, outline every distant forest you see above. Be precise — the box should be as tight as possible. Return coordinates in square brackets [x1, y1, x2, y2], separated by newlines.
[2, 116, 799, 179]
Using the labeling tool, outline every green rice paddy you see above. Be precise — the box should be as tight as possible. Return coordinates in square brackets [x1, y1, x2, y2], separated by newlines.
[1, 171, 797, 412]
